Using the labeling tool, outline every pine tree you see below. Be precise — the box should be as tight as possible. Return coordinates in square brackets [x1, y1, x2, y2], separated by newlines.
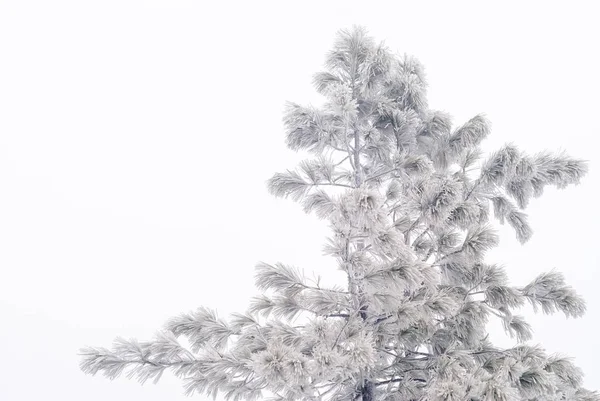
[80, 27, 597, 401]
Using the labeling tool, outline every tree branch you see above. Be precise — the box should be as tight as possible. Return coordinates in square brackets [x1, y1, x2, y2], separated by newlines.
[375, 376, 427, 386]
[365, 167, 397, 183]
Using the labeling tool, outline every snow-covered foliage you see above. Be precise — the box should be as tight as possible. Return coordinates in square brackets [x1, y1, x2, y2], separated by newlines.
[80, 27, 596, 401]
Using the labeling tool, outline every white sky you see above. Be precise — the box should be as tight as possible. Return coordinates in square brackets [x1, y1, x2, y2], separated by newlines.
[1, 1, 599, 399]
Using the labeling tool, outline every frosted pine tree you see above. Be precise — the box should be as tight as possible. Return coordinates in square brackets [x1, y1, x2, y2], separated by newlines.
[80, 27, 597, 401]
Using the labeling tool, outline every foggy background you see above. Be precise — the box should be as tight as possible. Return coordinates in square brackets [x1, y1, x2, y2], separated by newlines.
[1, 1, 598, 399]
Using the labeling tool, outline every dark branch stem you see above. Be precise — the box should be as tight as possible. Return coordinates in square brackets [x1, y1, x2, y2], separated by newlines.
[465, 177, 482, 201]
[411, 227, 430, 247]
[310, 182, 354, 189]
[334, 154, 351, 167]
[375, 376, 427, 386]
[365, 167, 397, 182]
[301, 283, 349, 294]
[326, 313, 350, 318]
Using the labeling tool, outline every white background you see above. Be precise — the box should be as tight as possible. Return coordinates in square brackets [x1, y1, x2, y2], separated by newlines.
[1, 1, 599, 399]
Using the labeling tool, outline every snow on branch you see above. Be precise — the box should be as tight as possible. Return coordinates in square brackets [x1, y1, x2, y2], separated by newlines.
[79, 334, 197, 384]
[165, 307, 233, 352]
[267, 157, 352, 202]
[480, 143, 522, 186]
[501, 314, 533, 342]
[532, 151, 588, 190]
[460, 224, 499, 259]
[520, 271, 586, 318]
[302, 189, 337, 219]
[255, 262, 306, 296]
[312, 71, 344, 95]
[490, 195, 533, 243]
[481, 147, 588, 211]
[544, 354, 584, 388]
[267, 170, 312, 201]
[448, 114, 491, 156]
[283, 103, 335, 153]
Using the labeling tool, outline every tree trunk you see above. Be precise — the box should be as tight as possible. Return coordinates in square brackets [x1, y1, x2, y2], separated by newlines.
[360, 380, 374, 401]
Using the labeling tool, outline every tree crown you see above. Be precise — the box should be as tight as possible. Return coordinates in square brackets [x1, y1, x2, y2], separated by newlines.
[80, 26, 596, 401]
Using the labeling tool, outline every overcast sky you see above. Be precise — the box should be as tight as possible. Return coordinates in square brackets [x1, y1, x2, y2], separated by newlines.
[1, 1, 599, 400]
